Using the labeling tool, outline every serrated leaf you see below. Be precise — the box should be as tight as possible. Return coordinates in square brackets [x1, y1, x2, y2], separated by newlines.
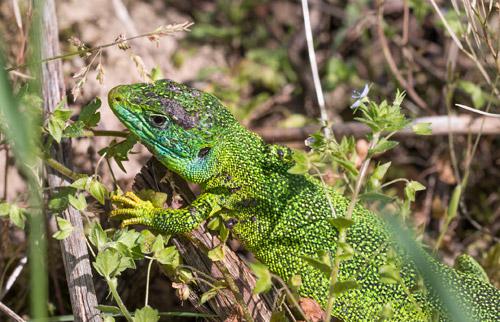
[328, 218, 354, 231]
[155, 246, 180, 269]
[89, 179, 108, 205]
[332, 280, 359, 294]
[134, 305, 159, 322]
[207, 245, 225, 262]
[52, 216, 74, 240]
[79, 98, 101, 127]
[93, 249, 121, 278]
[68, 193, 87, 211]
[249, 261, 272, 294]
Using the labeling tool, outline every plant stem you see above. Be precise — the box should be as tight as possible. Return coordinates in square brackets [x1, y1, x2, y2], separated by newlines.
[107, 277, 133, 322]
[144, 258, 154, 307]
[324, 132, 380, 321]
[45, 158, 87, 181]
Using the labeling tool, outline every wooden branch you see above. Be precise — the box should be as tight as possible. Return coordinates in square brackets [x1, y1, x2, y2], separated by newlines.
[41, 1, 101, 321]
[256, 115, 500, 143]
[133, 159, 274, 321]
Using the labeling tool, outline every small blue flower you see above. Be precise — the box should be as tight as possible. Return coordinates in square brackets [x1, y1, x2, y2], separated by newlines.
[350, 84, 370, 109]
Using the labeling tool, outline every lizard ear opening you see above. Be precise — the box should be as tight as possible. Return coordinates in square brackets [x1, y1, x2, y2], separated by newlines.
[198, 147, 211, 158]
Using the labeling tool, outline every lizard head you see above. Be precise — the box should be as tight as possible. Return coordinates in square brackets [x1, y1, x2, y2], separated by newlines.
[108, 79, 238, 183]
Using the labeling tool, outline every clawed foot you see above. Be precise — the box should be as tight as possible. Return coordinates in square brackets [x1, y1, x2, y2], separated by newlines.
[110, 192, 157, 228]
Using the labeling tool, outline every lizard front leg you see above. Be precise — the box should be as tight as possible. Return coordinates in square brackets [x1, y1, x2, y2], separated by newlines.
[110, 191, 222, 234]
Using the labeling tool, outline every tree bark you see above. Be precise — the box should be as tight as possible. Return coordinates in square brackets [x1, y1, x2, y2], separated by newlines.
[41, 1, 101, 321]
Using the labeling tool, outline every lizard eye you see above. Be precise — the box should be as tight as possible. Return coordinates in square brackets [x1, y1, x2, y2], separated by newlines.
[149, 114, 168, 128]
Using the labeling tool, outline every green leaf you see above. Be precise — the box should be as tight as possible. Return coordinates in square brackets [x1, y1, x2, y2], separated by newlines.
[48, 187, 77, 212]
[136, 189, 167, 208]
[98, 136, 137, 172]
[200, 286, 224, 304]
[288, 150, 309, 175]
[89, 179, 108, 205]
[379, 264, 401, 284]
[79, 98, 101, 127]
[68, 193, 87, 211]
[155, 246, 181, 270]
[447, 185, 462, 221]
[302, 251, 332, 279]
[47, 117, 65, 143]
[328, 218, 354, 231]
[103, 316, 115, 322]
[360, 192, 394, 204]
[139, 230, 157, 254]
[288, 274, 302, 293]
[207, 245, 225, 262]
[151, 234, 165, 254]
[0, 202, 10, 216]
[371, 162, 391, 181]
[89, 222, 107, 251]
[249, 261, 272, 294]
[9, 205, 25, 229]
[71, 176, 90, 190]
[93, 249, 121, 279]
[134, 306, 159, 322]
[412, 122, 432, 135]
[404, 180, 426, 203]
[52, 216, 74, 240]
[206, 216, 222, 231]
[369, 138, 398, 156]
[338, 242, 355, 261]
[332, 280, 359, 295]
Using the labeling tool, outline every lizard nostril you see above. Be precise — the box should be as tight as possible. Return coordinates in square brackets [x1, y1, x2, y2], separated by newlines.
[114, 96, 123, 102]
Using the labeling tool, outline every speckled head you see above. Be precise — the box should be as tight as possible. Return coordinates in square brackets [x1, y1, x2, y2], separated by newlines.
[108, 79, 238, 183]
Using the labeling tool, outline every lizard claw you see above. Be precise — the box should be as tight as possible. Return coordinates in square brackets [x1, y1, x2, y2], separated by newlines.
[110, 192, 157, 228]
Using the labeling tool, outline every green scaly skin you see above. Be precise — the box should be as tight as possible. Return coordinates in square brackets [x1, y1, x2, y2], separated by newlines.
[108, 79, 499, 321]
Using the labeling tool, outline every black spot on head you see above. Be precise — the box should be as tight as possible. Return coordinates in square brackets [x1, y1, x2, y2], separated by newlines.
[277, 149, 284, 158]
[159, 97, 199, 129]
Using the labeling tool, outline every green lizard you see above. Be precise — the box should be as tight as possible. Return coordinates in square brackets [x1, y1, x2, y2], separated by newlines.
[107, 79, 499, 321]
